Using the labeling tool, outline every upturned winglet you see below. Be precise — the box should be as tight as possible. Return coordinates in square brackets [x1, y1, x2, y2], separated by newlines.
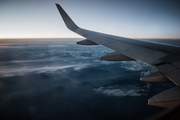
[55, 4, 79, 32]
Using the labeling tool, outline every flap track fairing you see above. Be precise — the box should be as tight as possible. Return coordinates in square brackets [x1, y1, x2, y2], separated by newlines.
[140, 72, 171, 82]
[77, 39, 98, 45]
[100, 52, 135, 61]
[148, 87, 180, 108]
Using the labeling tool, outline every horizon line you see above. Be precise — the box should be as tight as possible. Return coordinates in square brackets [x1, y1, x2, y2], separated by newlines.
[1, 37, 180, 40]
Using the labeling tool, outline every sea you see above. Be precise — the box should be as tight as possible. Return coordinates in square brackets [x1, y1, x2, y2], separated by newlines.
[0, 38, 176, 120]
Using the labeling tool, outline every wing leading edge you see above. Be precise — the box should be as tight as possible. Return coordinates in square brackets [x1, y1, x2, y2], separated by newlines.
[55, 4, 180, 109]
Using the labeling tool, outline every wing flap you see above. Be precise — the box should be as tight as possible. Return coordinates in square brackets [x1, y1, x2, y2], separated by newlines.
[172, 61, 180, 68]
[140, 71, 171, 82]
[156, 63, 180, 86]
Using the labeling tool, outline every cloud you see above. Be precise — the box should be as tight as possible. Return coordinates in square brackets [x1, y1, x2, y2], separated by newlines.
[93, 84, 151, 97]
[0, 64, 89, 77]
[120, 61, 149, 71]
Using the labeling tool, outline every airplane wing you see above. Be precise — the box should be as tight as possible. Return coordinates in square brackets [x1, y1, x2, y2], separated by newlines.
[55, 4, 180, 109]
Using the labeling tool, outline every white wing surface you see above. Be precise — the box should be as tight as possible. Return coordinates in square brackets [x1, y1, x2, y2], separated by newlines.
[55, 4, 180, 108]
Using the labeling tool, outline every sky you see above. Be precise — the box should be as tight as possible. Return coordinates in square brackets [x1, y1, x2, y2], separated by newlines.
[0, 0, 180, 39]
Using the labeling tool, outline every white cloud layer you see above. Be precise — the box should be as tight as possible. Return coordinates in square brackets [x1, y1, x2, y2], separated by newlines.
[93, 84, 151, 97]
[0, 64, 89, 77]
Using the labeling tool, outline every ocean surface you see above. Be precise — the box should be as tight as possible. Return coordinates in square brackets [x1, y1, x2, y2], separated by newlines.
[0, 38, 176, 120]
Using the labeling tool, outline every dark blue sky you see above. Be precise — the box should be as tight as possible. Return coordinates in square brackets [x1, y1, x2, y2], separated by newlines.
[0, 0, 180, 38]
